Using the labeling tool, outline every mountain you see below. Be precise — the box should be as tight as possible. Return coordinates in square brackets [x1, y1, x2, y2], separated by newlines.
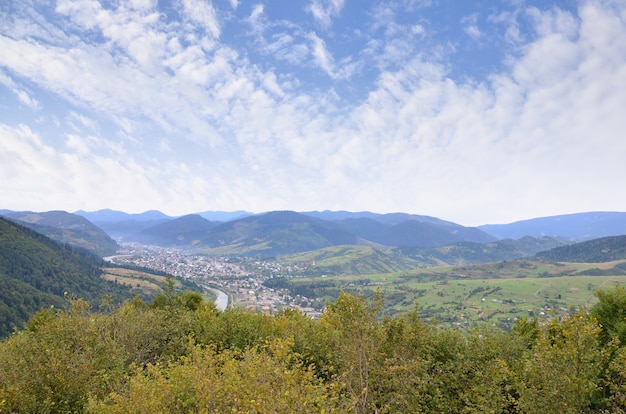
[534, 235, 626, 263]
[74, 209, 173, 241]
[479, 212, 626, 240]
[196, 210, 254, 221]
[2, 210, 119, 257]
[341, 218, 494, 247]
[303, 211, 495, 247]
[193, 211, 359, 255]
[395, 236, 568, 266]
[134, 214, 218, 246]
[75, 209, 171, 222]
[125, 210, 496, 255]
[276, 236, 568, 275]
[0, 217, 135, 337]
[302, 210, 383, 221]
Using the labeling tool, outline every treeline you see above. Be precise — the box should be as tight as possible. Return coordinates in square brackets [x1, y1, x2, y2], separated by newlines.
[3, 287, 626, 413]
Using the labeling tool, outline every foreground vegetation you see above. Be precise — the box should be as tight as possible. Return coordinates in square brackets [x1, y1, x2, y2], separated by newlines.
[3, 285, 626, 413]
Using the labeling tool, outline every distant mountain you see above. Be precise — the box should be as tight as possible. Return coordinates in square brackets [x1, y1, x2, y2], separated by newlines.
[303, 210, 464, 226]
[0, 217, 135, 337]
[302, 210, 383, 221]
[134, 214, 218, 246]
[74, 209, 173, 241]
[2, 210, 119, 257]
[534, 235, 626, 263]
[195, 211, 358, 255]
[75, 209, 171, 222]
[396, 236, 568, 266]
[197, 210, 254, 221]
[124, 210, 496, 255]
[479, 212, 626, 240]
[329, 214, 495, 248]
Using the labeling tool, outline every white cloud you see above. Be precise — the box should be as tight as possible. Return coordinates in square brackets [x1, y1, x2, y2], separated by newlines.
[306, 0, 345, 28]
[0, 70, 41, 110]
[181, 0, 221, 39]
[462, 13, 482, 40]
[308, 32, 336, 77]
[16, 90, 42, 110]
[246, 4, 265, 35]
[1, 0, 625, 224]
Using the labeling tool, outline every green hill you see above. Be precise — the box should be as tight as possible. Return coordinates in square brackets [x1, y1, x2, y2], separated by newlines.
[3, 210, 119, 257]
[134, 214, 217, 246]
[195, 211, 358, 255]
[534, 235, 626, 263]
[282, 245, 419, 275]
[276, 236, 567, 277]
[0, 218, 134, 337]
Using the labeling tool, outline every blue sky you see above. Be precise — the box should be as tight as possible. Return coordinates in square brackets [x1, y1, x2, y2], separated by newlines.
[1, 0, 625, 226]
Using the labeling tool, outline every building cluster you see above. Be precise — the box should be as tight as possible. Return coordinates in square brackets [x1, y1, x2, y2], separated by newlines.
[110, 243, 322, 317]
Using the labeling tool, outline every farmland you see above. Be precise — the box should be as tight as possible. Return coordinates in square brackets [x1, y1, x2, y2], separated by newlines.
[277, 259, 626, 330]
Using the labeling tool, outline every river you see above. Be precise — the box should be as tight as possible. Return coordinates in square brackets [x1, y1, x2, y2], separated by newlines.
[205, 286, 229, 311]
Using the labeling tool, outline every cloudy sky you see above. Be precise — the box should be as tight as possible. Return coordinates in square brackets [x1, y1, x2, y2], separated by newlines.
[1, 0, 625, 226]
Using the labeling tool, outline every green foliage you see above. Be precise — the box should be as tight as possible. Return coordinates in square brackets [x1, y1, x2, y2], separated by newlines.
[592, 285, 626, 345]
[88, 338, 350, 413]
[4, 211, 119, 257]
[4, 289, 626, 413]
[0, 218, 140, 337]
[535, 235, 626, 263]
[514, 313, 605, 413]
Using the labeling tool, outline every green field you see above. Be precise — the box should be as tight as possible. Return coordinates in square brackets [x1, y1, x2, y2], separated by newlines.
[282, 259, 626, 330]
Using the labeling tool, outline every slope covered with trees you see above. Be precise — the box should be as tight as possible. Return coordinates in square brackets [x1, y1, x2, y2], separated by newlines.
[2, 287, 626, 413]
[3, 210, 119, 257]
[535, 235, 626, 263]
[0, 218, 137, 336]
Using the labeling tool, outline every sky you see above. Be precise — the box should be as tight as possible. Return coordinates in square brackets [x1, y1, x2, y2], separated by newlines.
[1, 0, 625, 226]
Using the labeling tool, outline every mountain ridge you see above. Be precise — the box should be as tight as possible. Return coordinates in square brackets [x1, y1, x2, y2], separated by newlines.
[2, 210, 119, 257]
[478, 211, 626, 240]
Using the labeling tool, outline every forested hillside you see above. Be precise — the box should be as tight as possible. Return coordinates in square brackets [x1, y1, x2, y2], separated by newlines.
[535, 235, 626, 263]
[3, 210, 119, 257]
[0, 218, 135, 336]
[2, 288, 626, 413]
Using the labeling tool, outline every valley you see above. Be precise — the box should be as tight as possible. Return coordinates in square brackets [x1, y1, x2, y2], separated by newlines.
[107, 241, 626, 330]
[3, 208, 626, 332]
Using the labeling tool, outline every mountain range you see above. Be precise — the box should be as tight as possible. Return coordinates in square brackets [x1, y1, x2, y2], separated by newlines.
[124, 210, 498, 255]
[2, 208, 626, 259]
[478, 211, 626, 239]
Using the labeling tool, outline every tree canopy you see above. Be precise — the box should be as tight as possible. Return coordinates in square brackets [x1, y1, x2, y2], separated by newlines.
[2, 287, 626, 413]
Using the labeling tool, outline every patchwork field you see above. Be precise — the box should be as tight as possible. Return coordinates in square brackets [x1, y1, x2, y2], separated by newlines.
[102, 267, 167, 293]
[283, 259, 626, 330]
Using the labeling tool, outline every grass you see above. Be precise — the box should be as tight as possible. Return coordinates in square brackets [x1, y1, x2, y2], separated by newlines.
[284, 259, 626, 330]
[102, 267, 168, 294]
[386, 275, 626, 328]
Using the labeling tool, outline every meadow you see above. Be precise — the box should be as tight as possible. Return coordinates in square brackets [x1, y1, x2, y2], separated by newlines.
[284, 259, 626, 330]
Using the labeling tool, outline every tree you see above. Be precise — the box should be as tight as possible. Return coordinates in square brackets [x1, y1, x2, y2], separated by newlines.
[319, 291, 383, 413]
[515, 312, 604, 413]
[591, 285, 626, 345]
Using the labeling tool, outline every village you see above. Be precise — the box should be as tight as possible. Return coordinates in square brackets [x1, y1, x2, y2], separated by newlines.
[108, 243, 323, 318]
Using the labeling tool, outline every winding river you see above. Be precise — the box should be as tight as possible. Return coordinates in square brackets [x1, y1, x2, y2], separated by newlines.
[205, 286, 229, 311]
